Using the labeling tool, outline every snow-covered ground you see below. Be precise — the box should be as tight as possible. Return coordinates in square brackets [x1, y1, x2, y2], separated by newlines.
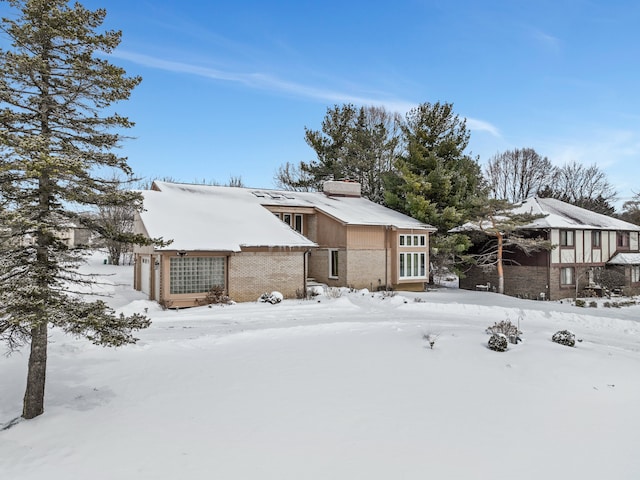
[2, 254, 640, 479]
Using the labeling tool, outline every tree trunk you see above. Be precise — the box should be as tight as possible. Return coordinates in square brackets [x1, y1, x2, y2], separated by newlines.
[22, 321, 48, 419]
[497, 232, 505, 294]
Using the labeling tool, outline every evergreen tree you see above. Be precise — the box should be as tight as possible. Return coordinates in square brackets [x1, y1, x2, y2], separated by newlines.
[0, 0, 153, 420]
[277, 104, 401, 203]
[385, 101, 484, 231]
[384, 102, 485, 277]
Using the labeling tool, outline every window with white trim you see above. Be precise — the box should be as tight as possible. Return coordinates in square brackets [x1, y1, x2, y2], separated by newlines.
[169, 257, 225, 294]
[329, 250, 339, 278]
[560, 267, 574, 285]
[399, 252, 427, 279]
[399, 234, 426, 247]
[632, 266, 640, 284]
[592, 231, 601, 248]
[294, 214, 303, 233]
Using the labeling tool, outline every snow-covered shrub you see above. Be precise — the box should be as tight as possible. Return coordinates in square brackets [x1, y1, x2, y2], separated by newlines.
[552, 330, 575, 347]
[488, 333, 508, 352]
[423, 332, 439, 349]
[589, 301, 598, 308]
[325, 287, 343, 298]
[197, 285, 232, 306]
[258, 291, 283, 304]
[575, 299, 586, 307]
[486, 320, 521, 342]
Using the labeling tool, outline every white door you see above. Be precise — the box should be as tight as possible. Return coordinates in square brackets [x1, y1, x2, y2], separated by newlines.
[140, 256, 151, 295]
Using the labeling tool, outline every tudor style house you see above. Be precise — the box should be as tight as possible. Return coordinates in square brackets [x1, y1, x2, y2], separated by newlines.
[133, 180, 436, 307]
[459, 197, 640, 300]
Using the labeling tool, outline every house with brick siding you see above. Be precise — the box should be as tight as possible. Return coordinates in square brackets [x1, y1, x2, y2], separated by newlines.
[133, 180, 436, 307]
[458, 196, 640, 300]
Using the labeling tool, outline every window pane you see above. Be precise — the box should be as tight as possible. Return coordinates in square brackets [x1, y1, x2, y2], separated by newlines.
[330, 250, 339, 277]
[294, 214, 303, 233]
[399, 235, 405, 246]
[170, 257, 225, 294]
[399, 253, 405, 276]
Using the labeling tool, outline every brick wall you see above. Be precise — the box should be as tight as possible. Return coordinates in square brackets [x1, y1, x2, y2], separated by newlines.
[228, 251, 305, 302]
[346, 249, 387, 290]
[460, 265, 550, 300]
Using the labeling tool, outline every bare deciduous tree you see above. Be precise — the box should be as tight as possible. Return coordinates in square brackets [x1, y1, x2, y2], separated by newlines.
[485, 148, 554, 203]
[545, 161, 617, 207]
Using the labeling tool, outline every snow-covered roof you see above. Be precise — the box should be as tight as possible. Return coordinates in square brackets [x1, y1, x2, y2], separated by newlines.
[140, 182, 434, 251]
[513, 197, 640, 231]
[608, 253, 640, 265]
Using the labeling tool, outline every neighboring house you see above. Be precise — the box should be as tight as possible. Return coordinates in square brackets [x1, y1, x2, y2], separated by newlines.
[13, 222, 91, 249]
[133, 180, 436, 307]
[459, 197, 640, 300]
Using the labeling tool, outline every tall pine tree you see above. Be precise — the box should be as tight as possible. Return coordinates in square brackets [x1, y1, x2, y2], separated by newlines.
[0, 0, 152, 420]
[384, 102, 485, 276]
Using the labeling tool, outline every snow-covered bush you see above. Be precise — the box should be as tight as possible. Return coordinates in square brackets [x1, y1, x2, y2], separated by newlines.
[589, 301, 597, 308]
[258, 291, 283, 304]
[486, 320, 521, 343]
[488, 333, 508, 352]
[197, 285, 232, 306]
[575, 299, 586, 307]
[423, 332, 439, 349]
[325, 287, 343, 298]
[552, 330, 575, 347]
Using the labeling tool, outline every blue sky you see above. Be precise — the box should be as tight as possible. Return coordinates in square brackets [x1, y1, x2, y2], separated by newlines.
[3, 1, 640, 207]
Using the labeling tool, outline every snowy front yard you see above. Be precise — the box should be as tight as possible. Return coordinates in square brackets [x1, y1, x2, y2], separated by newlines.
[1, 257, 640, 479]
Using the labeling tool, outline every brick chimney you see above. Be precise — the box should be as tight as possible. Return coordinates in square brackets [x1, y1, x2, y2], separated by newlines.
[323, 180, 361, 197]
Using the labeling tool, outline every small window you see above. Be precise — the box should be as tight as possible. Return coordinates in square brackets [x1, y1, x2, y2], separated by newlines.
[294, 214, 303, 233]
[560, 267, 574, 285]
[329, 250, 339, 278]
[399, 234, 426, 248]
[560, 230, 574, 247]
[283, 213, 292, 226]
[592, 231, 601, 248]
[617, 232, 630, 248]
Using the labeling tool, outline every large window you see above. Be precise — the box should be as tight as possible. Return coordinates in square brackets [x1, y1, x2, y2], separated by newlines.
[560, 267, 574, 286]
[399, 234, 426, 247]
[560, 230, 575, 247]
[592, 231, 601, 248]
[399, 252, 427, 279]
[169, 256, 225, 294]
[329, 250, 339, 278]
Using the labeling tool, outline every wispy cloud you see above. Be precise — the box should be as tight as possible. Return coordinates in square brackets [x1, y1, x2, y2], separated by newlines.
[112, 50, 502, 138]
[113, 50, 396, 107]
[466, 118, 501, 137]
[529, 28, 562, 53]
